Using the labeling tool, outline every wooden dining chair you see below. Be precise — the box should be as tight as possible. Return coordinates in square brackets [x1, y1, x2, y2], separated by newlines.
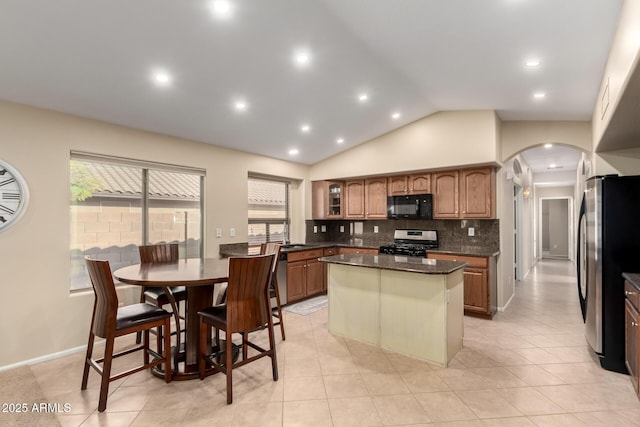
[136, 243, 186, 350]
[260, 242, 286, 340]
[198, 254, 278, 404]
[82, 257, 172, 412]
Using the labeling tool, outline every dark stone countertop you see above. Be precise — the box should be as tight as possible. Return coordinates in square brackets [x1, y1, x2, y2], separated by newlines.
[623, 273, 640, 289]
[319, 253, 467, 275]
[427, 246, 500, 258]
[220, 241, 499, 258]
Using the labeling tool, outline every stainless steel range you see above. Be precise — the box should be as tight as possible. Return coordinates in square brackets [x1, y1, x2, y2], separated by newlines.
[379, 229, 438, 257]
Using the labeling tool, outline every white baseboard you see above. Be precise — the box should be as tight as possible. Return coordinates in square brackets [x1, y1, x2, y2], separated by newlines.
[498, 292, 515, 312]
[0, 342, 104, 372]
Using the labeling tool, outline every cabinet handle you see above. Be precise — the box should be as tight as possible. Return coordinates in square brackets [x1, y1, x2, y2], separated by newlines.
[626, 290, 637, 296]
[633, 321, 638, 327]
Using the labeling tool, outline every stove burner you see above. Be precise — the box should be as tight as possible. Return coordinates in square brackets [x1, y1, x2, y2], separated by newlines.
[379, 229, 439, 257]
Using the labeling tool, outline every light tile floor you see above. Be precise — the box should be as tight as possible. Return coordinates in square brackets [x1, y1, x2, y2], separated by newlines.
[29, 260, 640, 425]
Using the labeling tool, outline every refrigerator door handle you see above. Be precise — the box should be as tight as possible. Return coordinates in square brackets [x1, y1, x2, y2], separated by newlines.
[577, 194, 586, 321]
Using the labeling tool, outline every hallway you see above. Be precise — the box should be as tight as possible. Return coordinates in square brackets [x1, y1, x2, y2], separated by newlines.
[13, 259, 640, 426]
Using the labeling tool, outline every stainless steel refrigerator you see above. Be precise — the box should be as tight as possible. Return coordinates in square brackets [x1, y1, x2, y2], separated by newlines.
[577, 175, 640, 373]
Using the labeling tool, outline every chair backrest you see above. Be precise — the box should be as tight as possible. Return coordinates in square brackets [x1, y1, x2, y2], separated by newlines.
[85, 257, 118, 338]
[225, 254, 275, 333]
[260, 242, 282, 275]
[139, 243, 179, 264]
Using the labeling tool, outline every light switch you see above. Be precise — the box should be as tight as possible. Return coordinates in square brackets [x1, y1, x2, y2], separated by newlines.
[230, 228, 235, 237]
[216, 228, 222, 238]
[321, 225, 327, 232]
[468, 227, 475, 237]
[339, 225, 345, 233]
[314, 226, 318, 233]
[373, 225, 379, 233]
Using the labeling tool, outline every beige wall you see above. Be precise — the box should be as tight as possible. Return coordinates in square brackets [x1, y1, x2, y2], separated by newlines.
[0, 100, 309, 368]
[594, 147, 640, 176]
[501, 121, 591, 162]
[592, 0, 640, 149]
[310, 110, 500, 180]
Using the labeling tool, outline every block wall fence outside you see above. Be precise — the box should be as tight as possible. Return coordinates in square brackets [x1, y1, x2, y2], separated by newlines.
[69, 204, 201, 289]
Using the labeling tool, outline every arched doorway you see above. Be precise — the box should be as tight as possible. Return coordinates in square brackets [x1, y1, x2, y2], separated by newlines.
[503, 143, 587, 283]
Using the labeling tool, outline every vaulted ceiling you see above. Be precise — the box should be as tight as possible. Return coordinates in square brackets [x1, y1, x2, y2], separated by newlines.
[0, 0, 622, 165]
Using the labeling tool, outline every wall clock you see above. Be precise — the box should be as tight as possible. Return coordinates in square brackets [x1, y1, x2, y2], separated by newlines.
[0, 159, 30, 232]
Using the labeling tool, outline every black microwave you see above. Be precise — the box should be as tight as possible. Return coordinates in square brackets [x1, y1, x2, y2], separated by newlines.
[387, 194, 433, 219]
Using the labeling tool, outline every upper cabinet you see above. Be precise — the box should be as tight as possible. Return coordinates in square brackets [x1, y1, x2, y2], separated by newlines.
[388, 173, 431, 196]
[460, 168, 495, 219]
[387, 175, 408, 196]
[312, 181, 344, 219]
[433, 171, 460, 218]
[343, 179, 387, 219]
[344, 180, 365, 218]
[433, 167, 495, 219]
[314, 166, 495, 220]
[408, 173, 431, 194]
[364, 177, 387, 218]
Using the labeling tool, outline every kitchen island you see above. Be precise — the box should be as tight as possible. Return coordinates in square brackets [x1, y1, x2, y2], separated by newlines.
[320, 253, 467, 367]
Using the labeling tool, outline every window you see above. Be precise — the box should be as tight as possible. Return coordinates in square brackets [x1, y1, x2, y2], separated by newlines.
[70, 153, 204, 291]
[248, 176, 290, 253]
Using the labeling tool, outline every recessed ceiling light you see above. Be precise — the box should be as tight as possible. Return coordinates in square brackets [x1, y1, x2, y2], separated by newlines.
[549, 163, 557, 169]
[300, 124, 311, 133]
[391, 112, 401, 120]
[358, 94, 368, 102]
[152, 71, 172, 87]
[294, 50, 311, 67]
[544, 143, 553, 149]
[234, 100, 247, 112]
[525, 59, 541, 67]
[533, 92, 546, 99]
[336, 138, 344, 144]
[210, 0, 233, 18]
[288, 148, 299, 156]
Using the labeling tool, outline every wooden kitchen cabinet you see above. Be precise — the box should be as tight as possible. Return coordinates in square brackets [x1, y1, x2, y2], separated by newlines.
[427, 252, 496, 318]
[387, 175, 408, 195]
[286, 248, 326, 303]
[388, 173, 431, 196]
[625, 279, 640, 396]
[365, 177, 387, 218]
[312, 181, 344, 219]
[433, 171, 459, 218]
[338, 247, 379, 255]
[345, 180, 365, 218]
[345, 178, 387, 219]
[408, 173, 431, 194]
[433, 167, 495, 219]
[460, 167, 495, 218]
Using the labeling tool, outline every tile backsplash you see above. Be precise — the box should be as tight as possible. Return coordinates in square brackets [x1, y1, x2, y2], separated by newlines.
[305, 219, 499, 250]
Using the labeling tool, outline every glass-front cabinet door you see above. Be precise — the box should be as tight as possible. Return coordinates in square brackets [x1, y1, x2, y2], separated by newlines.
[327, 182, 342, 218]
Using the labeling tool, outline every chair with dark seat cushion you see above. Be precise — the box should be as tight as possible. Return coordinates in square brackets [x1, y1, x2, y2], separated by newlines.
[198, 254, 278, 404]
[136, 243, 187, 350]
[82, 257, 172, 412]
[260, 242, 285, 340]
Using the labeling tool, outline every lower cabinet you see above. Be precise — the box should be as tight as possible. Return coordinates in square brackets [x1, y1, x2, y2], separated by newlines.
[427, 252, 496, 318]
[338, 247, 379, 255]
[625, 279, 640, 397]
[286, 248, 326, 304]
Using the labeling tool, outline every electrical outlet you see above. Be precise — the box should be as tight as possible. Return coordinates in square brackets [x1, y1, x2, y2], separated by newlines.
[314, 226, 318, 233]
[373, 225, 379, 233]
[468, 227, 475, 237]
[321, 225, 327, 232]
[216, 228, 222, 238]
[230, 228, 235, 237]
[339, 225, 344, 233]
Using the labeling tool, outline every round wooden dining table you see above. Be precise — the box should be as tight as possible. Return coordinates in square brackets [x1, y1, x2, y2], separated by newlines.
[114, 257, 230, 380]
